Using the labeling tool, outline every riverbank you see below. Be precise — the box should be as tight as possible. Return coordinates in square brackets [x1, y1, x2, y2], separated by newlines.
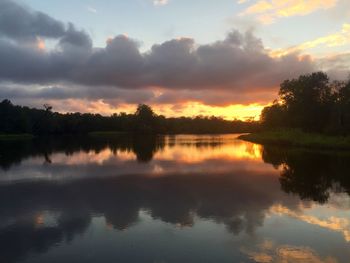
[238, 130, 350, 150]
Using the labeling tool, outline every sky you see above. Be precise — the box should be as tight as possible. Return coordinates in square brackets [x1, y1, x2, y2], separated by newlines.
[0, 0, 349, 119]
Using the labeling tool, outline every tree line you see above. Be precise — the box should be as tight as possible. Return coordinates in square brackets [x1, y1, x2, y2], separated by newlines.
[0, 100, 258, 135]
[262, 72, 350, 134]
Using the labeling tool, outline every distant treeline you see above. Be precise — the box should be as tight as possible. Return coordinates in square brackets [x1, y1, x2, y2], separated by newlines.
[262, 72, 350, 134]
[0, 100, 258, 135]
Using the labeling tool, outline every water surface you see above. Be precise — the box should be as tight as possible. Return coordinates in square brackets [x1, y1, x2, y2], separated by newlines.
[0, 134, 349, 262]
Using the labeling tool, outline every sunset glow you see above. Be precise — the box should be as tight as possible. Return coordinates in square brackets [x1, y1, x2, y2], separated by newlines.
[0, 0, 348, 117]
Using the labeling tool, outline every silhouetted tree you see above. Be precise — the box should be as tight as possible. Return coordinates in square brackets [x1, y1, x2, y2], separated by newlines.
[337, 79, 350, 133]
[261, 101, 286, 129]
[261, 72, 350, 134]
[134, 104, 157, 133]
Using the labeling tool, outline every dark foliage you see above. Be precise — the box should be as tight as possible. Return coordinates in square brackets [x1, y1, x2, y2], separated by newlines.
[0, 101, 259, 135]
[261, 72, 350, 134]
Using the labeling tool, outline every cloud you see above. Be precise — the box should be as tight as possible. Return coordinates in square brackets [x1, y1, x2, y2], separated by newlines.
[0, 0, 346, 110]
[268, 23, 350, 80]
[242, 242, 339, 263]
[271, 23, 350, 57]
[0, 0, 66, 40]
[86, 6, 97, 13]
[240, 0, 338, 24]
[153, 0, 169, 6]
[0, 27, 315, 100]
[238, 0, 250, 4]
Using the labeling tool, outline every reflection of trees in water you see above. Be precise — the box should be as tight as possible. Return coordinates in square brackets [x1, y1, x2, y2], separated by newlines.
[0, 135, 229, 170]
[261, 145, 350, 203]
[0, 170, 285, 262]
[0, 135, 165, 170]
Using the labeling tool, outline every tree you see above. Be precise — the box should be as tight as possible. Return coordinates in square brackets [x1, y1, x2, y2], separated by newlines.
[134, 104, 157, 133]
[262, 72, 335, 132]
[337, 79, 350, 132]
[43, 104, 53, 112]
[261, 101, 286, 128]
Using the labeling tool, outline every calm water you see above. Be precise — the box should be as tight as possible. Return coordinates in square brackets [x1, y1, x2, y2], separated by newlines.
[0, 134, 350, 263]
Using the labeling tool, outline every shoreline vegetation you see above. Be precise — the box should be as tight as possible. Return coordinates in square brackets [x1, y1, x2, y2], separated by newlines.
[239, 129, 350, 150]
[0, 100, 259, 137]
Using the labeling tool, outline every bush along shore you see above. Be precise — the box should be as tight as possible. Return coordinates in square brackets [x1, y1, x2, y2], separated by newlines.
[239, 129, 350, 150]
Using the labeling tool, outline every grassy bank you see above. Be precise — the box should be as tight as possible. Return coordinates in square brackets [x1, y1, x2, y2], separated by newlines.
[0, 134, 34, 141]
[239, 129, 350, 150]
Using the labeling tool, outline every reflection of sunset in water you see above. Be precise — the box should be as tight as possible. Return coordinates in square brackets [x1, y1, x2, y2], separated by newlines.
[46, 135, 263, 166]
[154, 136, 263, 163]
[0, 134, 274, 181]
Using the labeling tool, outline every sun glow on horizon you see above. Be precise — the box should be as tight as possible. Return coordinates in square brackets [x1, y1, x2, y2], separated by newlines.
[44, 99, 265, 121]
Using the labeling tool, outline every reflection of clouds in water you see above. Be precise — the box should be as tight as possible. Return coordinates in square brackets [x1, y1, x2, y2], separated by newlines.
[51, 149, 135, 165]
[270, 204, 350, 242]
[242, 240, 339, 263]
[0, 156, 275, 182]
[0, 170, 296, 262]
[327, 193, 350, 211]
[0, 170, 295, 232]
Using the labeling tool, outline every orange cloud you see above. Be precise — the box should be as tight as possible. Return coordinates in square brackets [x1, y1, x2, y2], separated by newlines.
[155, 102, 265, 120]
[241, 0, 338, 24]
[36, 37, 46, 51]
[270, 23, 350, 57]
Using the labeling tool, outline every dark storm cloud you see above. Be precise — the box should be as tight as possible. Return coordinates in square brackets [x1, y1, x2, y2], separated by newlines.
[0, 0, 321, 105]
[0, 0, 65, 40]
[0, 29, 314, 89]
[76, 32, 314, 91]
[0, 83, 154, 104]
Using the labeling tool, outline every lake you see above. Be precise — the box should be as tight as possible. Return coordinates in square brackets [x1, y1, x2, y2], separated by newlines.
[0, 134, 349, 263]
